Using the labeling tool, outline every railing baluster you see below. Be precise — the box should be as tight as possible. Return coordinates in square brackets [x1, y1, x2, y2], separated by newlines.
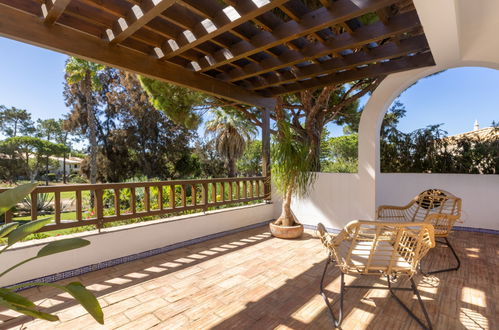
[192, 184, 197, 206]
[30, 191, 38, 221]
[114, 189, 120, 216]
[170, 185, 175, 209]
[243, 181, 247, 199]
[256, 180, 260, 197]
[181, 185, 186, 207]
[220, 181, 225, 202]
[249, 180, 254, 198]
[235, 180, 240, 200]
[212, 182, 216, 203]
[228, 181, 233, 201]
[5, 210, 12, 223]
[54, 191, 61, 224]
[158, 185, 163, 210]
[202, 183, 208, 209]
[145, 186, 151, 212]
[131, 187, 136, 214]
[76, 190, 83, 221]
[95, 189, 103, 231]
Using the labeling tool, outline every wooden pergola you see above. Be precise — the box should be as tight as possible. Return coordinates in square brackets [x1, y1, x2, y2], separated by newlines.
[0, 0, 434, 180]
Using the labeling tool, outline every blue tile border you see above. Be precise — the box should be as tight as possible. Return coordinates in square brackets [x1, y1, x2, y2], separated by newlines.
[453, 225, 499, 235]
[303, 223, 499, 235]
[8, 219, 273, 291]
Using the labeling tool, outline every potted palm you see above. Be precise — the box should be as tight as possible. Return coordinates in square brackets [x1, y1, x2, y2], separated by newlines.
[270, 122, 316, 239]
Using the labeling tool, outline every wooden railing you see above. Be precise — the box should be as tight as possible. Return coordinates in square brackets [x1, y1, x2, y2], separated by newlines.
[1, 177, 270, 233]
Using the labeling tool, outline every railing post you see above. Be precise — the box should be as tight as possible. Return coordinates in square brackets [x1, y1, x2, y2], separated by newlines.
[262, 104, 272, 201]
[202, 183, 208, 212]
[5, 210, 12, 223]
[54, 191, 61, 225]
[144, 186, 151, 212]
[95, 188, 103, 233]
[30, 191, 38, 221]
[158, 185, 164, 210]
[76, 190, 83, 221]
[114, 189, 120, 216]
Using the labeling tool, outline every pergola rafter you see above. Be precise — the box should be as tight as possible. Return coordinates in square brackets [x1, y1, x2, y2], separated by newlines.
[41, 0, 71, 26]
[0, 0, 434, 104]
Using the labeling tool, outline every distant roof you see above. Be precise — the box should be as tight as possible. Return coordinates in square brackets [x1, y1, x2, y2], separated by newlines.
[0, 0, 434, 107]
[448, 127, 498, 141]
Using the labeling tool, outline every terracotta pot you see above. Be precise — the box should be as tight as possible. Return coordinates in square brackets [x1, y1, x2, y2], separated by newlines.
[269, 222, 304, 239]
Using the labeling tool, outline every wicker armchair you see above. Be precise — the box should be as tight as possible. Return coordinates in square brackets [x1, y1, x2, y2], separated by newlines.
[377, 189, 462, 274]
[317, 221, 435, 330]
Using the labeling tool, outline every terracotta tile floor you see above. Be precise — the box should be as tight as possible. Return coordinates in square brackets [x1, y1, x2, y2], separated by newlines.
[0, 227, 497, 330]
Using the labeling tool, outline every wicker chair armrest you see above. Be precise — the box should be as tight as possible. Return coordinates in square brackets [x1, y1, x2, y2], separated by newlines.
[424, 213, 459, 236]
[377, 204, 412, 221]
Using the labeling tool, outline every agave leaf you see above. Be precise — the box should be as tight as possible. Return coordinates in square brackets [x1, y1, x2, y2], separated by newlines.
[7, 218, 52, 247]
[62, 282, 104, 324]
[0, 183, 37, 215]
[0, 223, 19, 239]
[37, 238, 90, 258]
[0, 288, 35, 308]
[0, 298, 59, 321]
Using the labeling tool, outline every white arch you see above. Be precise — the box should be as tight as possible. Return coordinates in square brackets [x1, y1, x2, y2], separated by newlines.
[357, 60, 499, 217]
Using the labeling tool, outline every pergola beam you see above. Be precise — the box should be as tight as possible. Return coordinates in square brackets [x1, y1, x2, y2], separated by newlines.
[162, 0, 289, 60]
[0, 4, 274, 109]
[266, 52, 435, 96]
[109, 0, 176, 44]
[42, 0, 71, 26]
[250, 34, 428, 90]
[224, 10, 421, 84]
[198, 0, 399, 72]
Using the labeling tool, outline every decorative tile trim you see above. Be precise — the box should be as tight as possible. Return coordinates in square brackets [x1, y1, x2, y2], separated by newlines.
[302, 223, 341, 234]
[303, 223, 499, 235]
[9, 220, 273, 291]
[453, 226, 499, 235]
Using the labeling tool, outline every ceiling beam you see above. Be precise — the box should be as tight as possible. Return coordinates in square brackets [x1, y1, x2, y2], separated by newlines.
[109, 0, 176, 44]
[265, 52, 435, 96]
[0, 4, 274, 109]
[41, 0, 71, 25]
[224, 10, 421, 84]
[198, 0, 399, 72]
[162, 0, 289, 60]
[250, 34, 429, 90]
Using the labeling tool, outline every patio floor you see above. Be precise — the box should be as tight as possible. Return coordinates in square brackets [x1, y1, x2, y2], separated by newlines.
[0, 226, 497, 330]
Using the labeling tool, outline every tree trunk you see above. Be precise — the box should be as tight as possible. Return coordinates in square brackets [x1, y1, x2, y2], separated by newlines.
[63, 151, 67, 184]
[45, 156, 49, 185]
[227, 158, 236, 177]
[275, 186, 296, 226]
[85, 76, 97, 185]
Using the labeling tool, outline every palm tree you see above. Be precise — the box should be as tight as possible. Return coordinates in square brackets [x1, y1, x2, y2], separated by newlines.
[205, 110, 256, 177]
[65, 58, 104, 184]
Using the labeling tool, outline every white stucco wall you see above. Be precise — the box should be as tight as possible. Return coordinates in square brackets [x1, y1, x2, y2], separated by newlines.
[290, 173, 368, 230]
[0, 203, 274, 287]
[290, 172, 499, 232]
[378, 174, 499, 230]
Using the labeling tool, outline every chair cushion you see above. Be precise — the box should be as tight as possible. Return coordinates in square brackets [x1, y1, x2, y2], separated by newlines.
[335, 239, 411, 271]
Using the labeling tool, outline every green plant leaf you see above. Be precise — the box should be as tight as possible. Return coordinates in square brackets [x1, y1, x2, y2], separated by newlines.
[37, 238, 90, 258]
[0, 288, 35, 308]
[63, 282, 104, 324]
[7, 218, 52, 246]
[0, 223, 19, 239]
[0, 298, 59, 321]
[0, 183, 37, 215]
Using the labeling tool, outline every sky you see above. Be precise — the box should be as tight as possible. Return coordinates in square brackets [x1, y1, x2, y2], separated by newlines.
[0, 36, 498, 138]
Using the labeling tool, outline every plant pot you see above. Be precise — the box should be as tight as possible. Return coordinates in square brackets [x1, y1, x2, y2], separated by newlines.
[269, 222, 304, 239]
